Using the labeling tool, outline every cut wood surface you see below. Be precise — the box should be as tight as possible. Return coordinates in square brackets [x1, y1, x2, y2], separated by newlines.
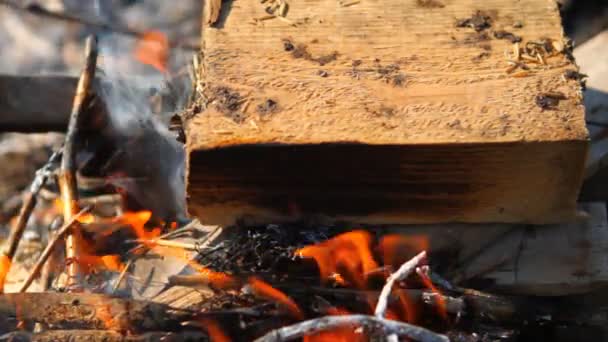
[186, 0, 588, 225]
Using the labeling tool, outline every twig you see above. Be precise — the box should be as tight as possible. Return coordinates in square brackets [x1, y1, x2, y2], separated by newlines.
[19, 206, 92, 293]
[0, 150, 62, 293]
[253, 314, 448, 342]
[0, 0, 198, 50]
[111, 259, 133, 294]
[58, 35, 98, 289]
[128, 239, 199, 251]
[375, 251, 426, 318]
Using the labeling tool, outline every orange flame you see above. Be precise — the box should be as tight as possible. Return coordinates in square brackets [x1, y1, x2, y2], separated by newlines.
[418, 270, 448, 321]
[200, 318, 231, 342]
[378, 234, 429, 269]
[247, 277, 304, 320]
[296, 230, 379, 289]
[134, 30, 169, 73]
[0, 254, 11, 293]
[115, 211, 160, 241]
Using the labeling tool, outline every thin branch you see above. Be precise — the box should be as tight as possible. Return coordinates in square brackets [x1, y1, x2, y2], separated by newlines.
[19, 206, 92, 293]
[128, 239, 199, 251]
[58, 35, 98, 289]
[0, 0, 199, 50]
[375, 251, 426, 318]
[253, 314, 448, 342]
[0, 150, 62, 293]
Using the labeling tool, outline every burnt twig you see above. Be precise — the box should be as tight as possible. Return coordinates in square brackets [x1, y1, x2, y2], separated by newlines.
[253, 314, 448, 342]
[58, 35, 98, 289]
[19, 206, 92, 293]
[0, 150, 62, 293]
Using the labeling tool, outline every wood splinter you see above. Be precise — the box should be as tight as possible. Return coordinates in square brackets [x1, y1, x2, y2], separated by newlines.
[58, 35, 98, 290]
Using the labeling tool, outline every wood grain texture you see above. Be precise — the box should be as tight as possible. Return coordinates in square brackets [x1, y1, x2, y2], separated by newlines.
[186, 0, 588, 225]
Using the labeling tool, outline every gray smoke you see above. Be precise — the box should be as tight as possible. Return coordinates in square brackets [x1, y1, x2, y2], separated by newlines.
[96, 33, 191, 222]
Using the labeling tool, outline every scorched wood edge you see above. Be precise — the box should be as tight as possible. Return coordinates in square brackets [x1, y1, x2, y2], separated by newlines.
[185, 0, 588, 226]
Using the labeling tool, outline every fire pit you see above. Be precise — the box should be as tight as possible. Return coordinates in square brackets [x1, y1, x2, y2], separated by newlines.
[0, 0, 607, 341]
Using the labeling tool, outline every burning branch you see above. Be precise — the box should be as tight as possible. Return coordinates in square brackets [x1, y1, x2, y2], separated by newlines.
[253, 314, 449, 342]
[0, 150, 62, 293]
[58, 35, 98, 289]
[19, 206, 92, 293]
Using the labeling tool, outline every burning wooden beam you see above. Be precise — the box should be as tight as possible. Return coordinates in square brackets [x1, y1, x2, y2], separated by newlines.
[184, 0, 588, 226]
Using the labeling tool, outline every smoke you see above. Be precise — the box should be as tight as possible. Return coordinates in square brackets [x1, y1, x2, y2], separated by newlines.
[95, 33, 192, 223]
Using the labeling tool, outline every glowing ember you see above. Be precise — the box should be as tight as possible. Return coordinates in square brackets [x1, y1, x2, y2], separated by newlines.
[296, 230, 379, 289]
[0, 254, 11, 293]
[134, 30, 169, 73]
[247, 277, 304, 320]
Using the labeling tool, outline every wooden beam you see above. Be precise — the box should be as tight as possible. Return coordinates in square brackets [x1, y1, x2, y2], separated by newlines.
[185, 0, 588, 226]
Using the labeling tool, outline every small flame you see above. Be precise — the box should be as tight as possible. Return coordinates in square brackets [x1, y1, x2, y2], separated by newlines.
[378, 234, 429, 269]
[247, 277, 304, 320]
[0, 254, 11, 293]
[296, 230, 379, 289]
[134, 30, 169, 73]
[200, 318, 231, 342]
[53, 198, 95, 223]
[115, 210, 160, 241]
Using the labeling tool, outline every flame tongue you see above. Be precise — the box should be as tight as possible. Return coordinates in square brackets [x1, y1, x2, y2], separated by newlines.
[296, 230, 379, 289]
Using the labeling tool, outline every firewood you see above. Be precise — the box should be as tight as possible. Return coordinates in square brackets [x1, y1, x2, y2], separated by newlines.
[185, 0, 588, 226]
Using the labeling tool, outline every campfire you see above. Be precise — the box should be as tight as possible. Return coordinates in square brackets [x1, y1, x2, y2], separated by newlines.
[1, 0, 607, 341]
